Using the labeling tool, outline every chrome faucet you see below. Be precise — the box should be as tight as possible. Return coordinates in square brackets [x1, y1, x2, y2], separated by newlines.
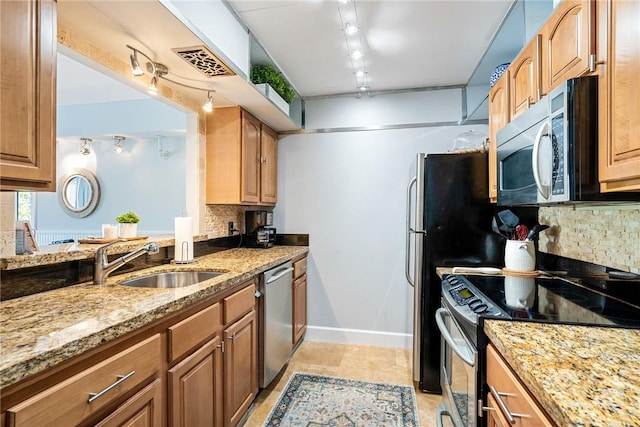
[94, 240, 160, 285]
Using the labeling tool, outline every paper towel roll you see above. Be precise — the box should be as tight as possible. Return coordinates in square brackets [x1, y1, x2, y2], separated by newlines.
[174, 217, 194, 263]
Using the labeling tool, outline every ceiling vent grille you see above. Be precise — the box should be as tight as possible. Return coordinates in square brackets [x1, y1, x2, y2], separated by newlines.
[172, 46, 235, 78]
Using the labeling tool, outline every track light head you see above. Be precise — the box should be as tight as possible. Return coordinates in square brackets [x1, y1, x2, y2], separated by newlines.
[79, 138, 92, 155]
[129, 52, 144, 76]
[113, 135, 126, 153]
[203, 91, 214, 113]
[148, 76, 158, 96]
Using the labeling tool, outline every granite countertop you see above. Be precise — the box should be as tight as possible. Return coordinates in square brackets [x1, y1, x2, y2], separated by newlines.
[0, 246, 308, 389]
[485, 320, 640, 426]
[0, 234, 209, 270]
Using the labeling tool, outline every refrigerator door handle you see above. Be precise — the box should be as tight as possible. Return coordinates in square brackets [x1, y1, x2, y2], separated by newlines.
[405, 176, 417, 287]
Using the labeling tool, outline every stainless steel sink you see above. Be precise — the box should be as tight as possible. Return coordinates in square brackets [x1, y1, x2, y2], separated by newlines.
[119, 271, 224, 288]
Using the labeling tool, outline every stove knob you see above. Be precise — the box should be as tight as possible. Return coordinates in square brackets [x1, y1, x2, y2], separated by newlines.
[448, 277, 459, 285]
[474, 304, 489, 314]
[468, 299, 481, 308]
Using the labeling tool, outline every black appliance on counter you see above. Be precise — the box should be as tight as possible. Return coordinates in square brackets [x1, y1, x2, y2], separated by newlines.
[438, 271, 640, 427]
[245, 210, 276, 248]
[405, 152, 537, 393]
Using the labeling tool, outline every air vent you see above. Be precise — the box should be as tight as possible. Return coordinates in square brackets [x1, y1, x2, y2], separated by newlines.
[172, 46, 235, 78]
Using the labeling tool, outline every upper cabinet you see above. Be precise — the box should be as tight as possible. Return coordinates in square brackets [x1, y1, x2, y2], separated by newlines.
[596, 0, 640, 191]
[206, 106, 278, 206]
[508, 36, 541, 120]
[0, 0, 57, 192]
[539, 0, 595, 95]
[488, 73, 509, 202]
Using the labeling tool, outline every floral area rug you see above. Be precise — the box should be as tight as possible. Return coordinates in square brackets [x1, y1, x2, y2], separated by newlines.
[264, 372, 419, 427]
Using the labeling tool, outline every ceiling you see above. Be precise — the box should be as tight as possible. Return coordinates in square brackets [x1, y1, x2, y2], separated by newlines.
[226, 0, 515, 97]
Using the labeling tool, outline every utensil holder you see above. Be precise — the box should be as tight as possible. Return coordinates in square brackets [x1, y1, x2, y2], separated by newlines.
[504, 240, 535, 271]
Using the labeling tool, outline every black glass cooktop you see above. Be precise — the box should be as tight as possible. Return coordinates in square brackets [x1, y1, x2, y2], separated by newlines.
[460, 274, 640, 328]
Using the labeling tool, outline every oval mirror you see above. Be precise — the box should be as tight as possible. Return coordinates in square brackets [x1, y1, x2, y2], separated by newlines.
[57, 168, 100, 218]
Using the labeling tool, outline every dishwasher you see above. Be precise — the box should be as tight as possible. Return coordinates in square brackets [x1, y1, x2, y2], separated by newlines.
[259, 261, 294, 388]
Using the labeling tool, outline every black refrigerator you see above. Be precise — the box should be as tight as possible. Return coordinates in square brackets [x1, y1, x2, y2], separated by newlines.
[405, 152, 536, 393]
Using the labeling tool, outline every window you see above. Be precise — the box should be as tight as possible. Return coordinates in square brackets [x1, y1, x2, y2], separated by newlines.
[16, 191, 34, 222]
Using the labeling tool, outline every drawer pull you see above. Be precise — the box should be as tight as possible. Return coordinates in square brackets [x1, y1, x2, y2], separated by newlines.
[489, 385, 518, 424]
[87, 371, 136, 403]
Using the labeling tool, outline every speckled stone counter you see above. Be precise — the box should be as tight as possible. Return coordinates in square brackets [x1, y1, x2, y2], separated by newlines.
[0, 246, 308, 389]
[0, 234, 209, 270]
[485, 320, 640, 426]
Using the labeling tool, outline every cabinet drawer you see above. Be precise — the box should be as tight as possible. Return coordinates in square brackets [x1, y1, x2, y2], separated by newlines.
[486, 344, 554, 426]
[223, 281, 255, 325]
[293, 257, 307, 279]
[168, 303, 221, 362]
[6, 334, 162, 427]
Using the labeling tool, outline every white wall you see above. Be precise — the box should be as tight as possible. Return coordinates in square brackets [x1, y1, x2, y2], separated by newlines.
[274, 90, 488, 347]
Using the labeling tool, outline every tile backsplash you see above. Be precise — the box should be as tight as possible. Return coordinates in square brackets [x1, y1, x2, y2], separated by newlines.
[1, 193, 15, 257]
[539, 205, 640, 274]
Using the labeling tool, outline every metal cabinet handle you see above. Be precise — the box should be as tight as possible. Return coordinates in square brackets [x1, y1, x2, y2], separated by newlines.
[87, 371, 135, 403]
[488, 385, 531, 424]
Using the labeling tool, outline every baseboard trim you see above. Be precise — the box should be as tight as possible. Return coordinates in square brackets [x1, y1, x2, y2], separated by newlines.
[305, 326, 412, 349]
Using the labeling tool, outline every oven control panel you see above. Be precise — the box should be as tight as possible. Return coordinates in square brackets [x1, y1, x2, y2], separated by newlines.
[442, 275, 508, 324]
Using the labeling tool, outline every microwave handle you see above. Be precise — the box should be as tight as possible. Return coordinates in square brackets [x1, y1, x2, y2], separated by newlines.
[532, 121, 550, 199]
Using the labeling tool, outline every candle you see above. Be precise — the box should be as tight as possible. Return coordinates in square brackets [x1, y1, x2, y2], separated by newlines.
[174, 217, 194, 263]
[102, 224, 117, 239]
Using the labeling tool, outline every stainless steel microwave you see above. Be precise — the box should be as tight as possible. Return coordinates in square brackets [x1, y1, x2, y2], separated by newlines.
[496, 76, 640, 206]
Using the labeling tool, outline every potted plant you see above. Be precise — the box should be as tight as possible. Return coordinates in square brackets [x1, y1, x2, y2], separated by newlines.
[116, 211, 140, 238]
[250, 64, 296, 114]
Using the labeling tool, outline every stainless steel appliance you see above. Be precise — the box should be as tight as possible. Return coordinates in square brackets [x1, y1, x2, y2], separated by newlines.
[497, 76, 640, 206]
[259, 261, 294, 388]
[436, 273, 640, 426]
[246, 210, 276, 248]
[405, 152, 536, 393]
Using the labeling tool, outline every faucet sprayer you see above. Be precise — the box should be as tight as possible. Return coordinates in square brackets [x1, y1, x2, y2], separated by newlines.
[94, 240, 160, 285]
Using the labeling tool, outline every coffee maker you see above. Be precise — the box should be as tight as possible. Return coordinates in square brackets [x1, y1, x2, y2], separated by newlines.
[245, 210, 276, 248]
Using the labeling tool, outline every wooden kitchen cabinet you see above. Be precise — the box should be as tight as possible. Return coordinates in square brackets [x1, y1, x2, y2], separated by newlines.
[94, 378, 163, 427]
[0, 0, 57, 191]
[484, 344, 554, 427]
[168, 337, 224, 427]
[539, 0, 595, 95]
[206, 106, 278, 206]
[223, 309, 258, 427]
[596, 0, 640, 191]
[508, 36, 541, 120]
[488, 73, 509, 203]
[292, 255, 308, 345]
[5, 334, 163, 427]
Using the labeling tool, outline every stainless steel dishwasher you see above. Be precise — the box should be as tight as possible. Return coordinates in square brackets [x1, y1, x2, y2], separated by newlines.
[259, 261, 294, 388]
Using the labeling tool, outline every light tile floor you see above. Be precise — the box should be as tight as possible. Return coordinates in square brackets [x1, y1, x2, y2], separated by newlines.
[243, 340, 446, 426]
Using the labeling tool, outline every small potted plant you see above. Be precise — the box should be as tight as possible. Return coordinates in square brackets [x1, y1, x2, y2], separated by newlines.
[116, 211, 140, 238]
[250, 64, 296, 114]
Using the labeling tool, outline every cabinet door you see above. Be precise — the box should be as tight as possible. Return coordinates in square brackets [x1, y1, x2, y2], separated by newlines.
[260, 125, 278, 205]
[488, 73, 509, 202]
[0, 0, 56, 191]
[293, 274, 307, 344]
[540, 0, 594, 95]
[94, 379, 163, 427]
[168, 337, 223, 427]
[598, 0, 640, 191]
[509, 37, 541, 120]
[224, 310, 258, 427]
[240, 111, 261, 204]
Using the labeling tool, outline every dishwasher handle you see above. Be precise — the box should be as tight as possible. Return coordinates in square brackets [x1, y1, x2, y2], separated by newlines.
[266, 267, 294, 284]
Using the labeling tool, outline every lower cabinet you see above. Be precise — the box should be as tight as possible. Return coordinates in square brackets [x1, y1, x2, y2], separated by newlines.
[484, 344, 554, 426]
[5, 334, 163, 427]
[168, 337, 224, 427]
[223, 310, 258, 427]
[292, 255, 308, 346]
[95, 378, 163, 427]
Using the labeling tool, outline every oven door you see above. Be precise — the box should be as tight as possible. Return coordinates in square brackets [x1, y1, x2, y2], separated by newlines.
[436, 305, 478, 427]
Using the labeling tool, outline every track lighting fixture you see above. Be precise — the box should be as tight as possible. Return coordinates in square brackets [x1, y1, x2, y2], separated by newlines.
[203, 91, 214, 113]
[338, 0, 370, 92]
[344, 23, 359, 35]
[126, 44, 215, 112]
[157, 135, 169, 160]
[79, 138, 92, 155]
[113, 135, 126, 153]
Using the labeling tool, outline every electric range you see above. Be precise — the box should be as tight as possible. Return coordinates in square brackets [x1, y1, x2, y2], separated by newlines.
[442, 273, 640, 346]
